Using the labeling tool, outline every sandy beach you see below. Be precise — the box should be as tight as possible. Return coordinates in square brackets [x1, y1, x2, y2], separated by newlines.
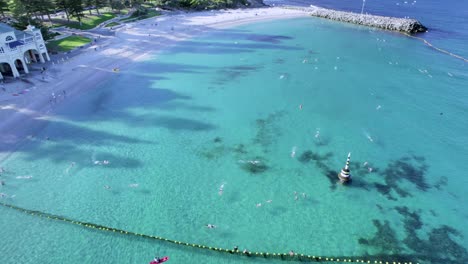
[0, 7, 309, 162]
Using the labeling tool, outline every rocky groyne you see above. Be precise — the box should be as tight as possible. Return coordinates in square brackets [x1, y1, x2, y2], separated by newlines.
[284, 5, 427, 33]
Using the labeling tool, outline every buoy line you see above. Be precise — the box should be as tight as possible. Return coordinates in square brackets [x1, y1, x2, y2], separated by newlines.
[0, 202, 419, 264]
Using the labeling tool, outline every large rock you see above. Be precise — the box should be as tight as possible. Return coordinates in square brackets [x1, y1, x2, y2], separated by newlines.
[288, 5, 427, 33]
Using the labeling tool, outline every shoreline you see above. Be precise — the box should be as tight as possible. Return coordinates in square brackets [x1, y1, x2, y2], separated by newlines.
[0, 7, 309, 163]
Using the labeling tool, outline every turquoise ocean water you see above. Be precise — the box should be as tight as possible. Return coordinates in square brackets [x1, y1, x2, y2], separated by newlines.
[1, 15, 468, 264]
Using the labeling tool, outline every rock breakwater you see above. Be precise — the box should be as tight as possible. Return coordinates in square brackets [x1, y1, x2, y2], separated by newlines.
[284, 5, 427, 33]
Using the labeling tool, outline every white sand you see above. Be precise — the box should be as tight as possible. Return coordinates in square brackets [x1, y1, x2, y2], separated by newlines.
[0, 7, 309, 162]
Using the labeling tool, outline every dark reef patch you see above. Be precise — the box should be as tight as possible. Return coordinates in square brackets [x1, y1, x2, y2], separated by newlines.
[359, 208, 468, 263]
[297, 150, 333, 164]
[231, 144, 248, 154]
[253, 111, 285, 153]
[246, 35, 293, 44]
[434, 176, 448, 190]
[214, 64, 262, 85]
[358, 220, 403, 254]
[273, 58, 285, 64]
[240, 159, 268, 174]
[376, 155, 430, 200]
[395, 206, 423, 231]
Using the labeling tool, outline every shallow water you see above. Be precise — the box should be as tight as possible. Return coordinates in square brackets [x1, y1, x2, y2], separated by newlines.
[1, 17, 467, 264]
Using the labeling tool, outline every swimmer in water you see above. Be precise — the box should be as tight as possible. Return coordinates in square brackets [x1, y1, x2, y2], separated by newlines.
[266, 199, 272, 203]
[368, 167, 373, 173]
[206, 224, 216, 229]
[299, 104, 303, 110]
[279, 74, 285, 79]
[256, 203, 262, 207]
[218, 183, 225, 196]
[291, 146, 297, 158]
[363, 161, 368, 167]
[103, 160, 110, 165]
[248, 160, 260, 165]
[376, 105, 382, 110]
[129, 183, 139, 188]
[65, 162, 76, 174]
[364, 132, 374, 142]
[302, 193, 307, 198]
[16, 176, 33, 179]
[104, 185, 111, 189]
[315, 129, 320, 139]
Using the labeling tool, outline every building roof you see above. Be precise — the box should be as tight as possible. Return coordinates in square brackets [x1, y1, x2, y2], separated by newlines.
[0, 23, 15, 34]
[7, 40, 24, 48]
[14, 30, 31, 40]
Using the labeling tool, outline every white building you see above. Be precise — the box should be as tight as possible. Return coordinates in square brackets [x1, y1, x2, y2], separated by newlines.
[0, 23, 50, 79]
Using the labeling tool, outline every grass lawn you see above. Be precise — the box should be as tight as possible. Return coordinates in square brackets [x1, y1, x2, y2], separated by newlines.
[105, 22, 120, 28]
[53, 13, 116, 30]
[46, 36, 92, 52]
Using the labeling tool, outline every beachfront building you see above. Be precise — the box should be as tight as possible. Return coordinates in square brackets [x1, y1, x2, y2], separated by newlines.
[0, 23, 50, 79]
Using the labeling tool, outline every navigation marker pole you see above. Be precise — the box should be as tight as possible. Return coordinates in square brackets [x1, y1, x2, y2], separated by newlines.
[338, 152, 352, 183]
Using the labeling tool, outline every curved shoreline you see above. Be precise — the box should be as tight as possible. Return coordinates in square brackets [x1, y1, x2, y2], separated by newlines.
[0, 7, 309, 162]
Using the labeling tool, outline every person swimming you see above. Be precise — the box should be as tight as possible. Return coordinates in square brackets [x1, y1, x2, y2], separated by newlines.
[16, 176, 33, 179]
[218, 183, 225, 196]
[291, 146, 297, 158]
[206, 224, 216, 229]
[315, 129, 320, 139]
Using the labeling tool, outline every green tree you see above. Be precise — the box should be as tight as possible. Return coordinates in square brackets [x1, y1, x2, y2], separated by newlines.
[85, 0, 93, 14]
[55, 0, 71, 21]
[0, 0, 8, 17]
[68, 0, 85, 25]
[94, 0, 107, 15]
[33, 0, 56, 22]
[110, 0, 124, 12]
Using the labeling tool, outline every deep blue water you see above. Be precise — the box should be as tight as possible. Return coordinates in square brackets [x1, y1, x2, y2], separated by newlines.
[265, 0, 468, 59]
